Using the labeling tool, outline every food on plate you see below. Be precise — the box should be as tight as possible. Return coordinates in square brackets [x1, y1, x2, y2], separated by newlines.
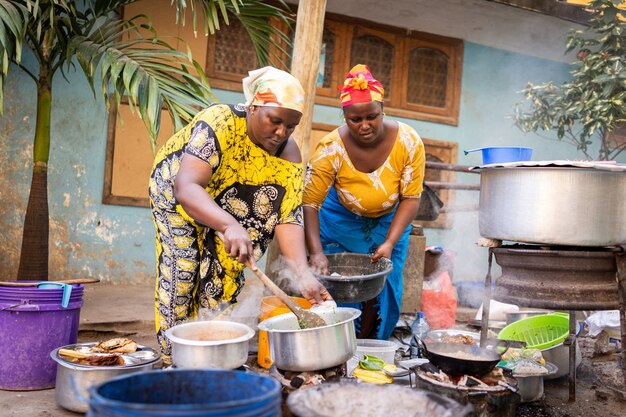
[93, 337, 138, 353]
[353, 354, 396, 384]
[58, 348, 124, 366]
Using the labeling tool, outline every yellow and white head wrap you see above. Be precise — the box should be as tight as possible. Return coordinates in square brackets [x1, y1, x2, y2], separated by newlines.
[242, 66, 305, 113]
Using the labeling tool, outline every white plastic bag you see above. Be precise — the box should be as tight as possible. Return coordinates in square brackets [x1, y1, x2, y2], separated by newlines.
[585, 310, 620, 338]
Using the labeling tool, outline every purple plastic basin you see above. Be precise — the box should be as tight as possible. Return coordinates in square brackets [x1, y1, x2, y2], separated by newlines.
[0, 284, 84, 390]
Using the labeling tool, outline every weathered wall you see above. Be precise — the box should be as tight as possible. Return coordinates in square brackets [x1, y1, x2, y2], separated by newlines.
[0, 2, 622, 284]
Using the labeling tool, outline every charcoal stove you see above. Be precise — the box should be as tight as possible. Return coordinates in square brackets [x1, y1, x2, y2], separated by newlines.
[269, 363, 347, 391]
[412, 363, 519, 417]
[477, 244, 626, 402]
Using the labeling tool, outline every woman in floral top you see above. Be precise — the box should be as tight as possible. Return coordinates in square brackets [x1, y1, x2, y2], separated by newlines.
[303, 64, 425, 340]
[149, 67, 331, 361]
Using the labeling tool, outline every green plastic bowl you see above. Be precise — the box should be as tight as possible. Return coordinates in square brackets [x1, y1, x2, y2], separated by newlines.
[498, 313, 570, 351]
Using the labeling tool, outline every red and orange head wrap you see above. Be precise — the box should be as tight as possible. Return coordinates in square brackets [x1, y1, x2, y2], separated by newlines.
[340, 64, 384, 107]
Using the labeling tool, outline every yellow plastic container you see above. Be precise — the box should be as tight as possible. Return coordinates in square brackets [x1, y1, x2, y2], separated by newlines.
[257, 295, 311, 368]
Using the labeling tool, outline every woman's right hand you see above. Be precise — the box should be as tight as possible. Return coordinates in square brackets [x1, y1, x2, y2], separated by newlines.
[221, 224, 254, 265]
[308, 252, 329, 275]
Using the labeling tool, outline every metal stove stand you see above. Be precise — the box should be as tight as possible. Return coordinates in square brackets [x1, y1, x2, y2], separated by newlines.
[479, 245, 626, 402]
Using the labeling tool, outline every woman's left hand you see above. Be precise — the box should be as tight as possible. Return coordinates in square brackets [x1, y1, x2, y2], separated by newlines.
[299, 271, 334, 305]
[372, 241, 394, 262]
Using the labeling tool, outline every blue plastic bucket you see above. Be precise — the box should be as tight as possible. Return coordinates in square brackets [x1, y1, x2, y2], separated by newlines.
[0, 283, 84, 390]
[87, 369, 282, 417]
[464, 147, 533, 164]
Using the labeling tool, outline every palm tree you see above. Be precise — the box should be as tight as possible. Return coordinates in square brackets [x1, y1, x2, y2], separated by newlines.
[0, 0, 293, 280]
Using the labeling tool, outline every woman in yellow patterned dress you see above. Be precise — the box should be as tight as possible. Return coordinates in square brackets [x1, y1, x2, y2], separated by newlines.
[149, 67, 331, 360]
[303, 64, 426, 340]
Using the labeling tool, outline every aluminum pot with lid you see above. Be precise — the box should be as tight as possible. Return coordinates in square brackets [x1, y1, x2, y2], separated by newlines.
[477, 162, 626, 246]
[51, 343, 162, 413]
[257, 307, 360, 371]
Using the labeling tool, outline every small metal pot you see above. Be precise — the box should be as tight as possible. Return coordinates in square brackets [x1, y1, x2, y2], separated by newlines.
[257, 307, 360, 371]
[50, 344, 161, 413]
[165, 320, 254, 369]
[514, 362, 558, 402]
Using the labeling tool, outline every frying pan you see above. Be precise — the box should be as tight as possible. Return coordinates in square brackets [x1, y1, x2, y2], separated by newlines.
[413, 335, 503, 377]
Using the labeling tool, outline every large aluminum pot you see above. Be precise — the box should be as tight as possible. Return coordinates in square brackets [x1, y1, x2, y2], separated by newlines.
[165, 320, 254, 369]
[257, 307, 360, 371]
[50, 343, 161, 413]
[478, 164, 626, 246]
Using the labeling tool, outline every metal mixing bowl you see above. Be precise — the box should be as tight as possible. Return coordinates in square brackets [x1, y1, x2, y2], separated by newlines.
[257, 307, 360, 371]
[314, 253, 393, 303]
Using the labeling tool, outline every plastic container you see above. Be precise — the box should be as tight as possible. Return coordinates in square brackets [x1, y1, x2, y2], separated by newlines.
[257, 295, 311, 369]
[87, 369, 281, 417]
[355, 339, 398, 364]
[464, 147, 533, 165]
[0, 283, 84, 390]
[497, 313, 569, 351]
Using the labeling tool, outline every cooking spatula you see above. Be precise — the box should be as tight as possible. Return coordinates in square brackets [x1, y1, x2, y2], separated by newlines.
[245, 260, 327, 329]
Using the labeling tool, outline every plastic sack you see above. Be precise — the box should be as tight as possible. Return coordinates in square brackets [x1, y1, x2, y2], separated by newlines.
[421, 271, 457, 329]
[585, 310, 620, 338]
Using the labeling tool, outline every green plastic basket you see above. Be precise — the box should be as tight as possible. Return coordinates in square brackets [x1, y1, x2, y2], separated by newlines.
[498, 313, 570, 351]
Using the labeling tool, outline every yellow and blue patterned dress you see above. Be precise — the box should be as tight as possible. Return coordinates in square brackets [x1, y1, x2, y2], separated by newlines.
[149, 104, 303, 356]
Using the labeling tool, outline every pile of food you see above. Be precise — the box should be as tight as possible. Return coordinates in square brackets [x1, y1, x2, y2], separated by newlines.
[58, 337, 138, 366]
[440, 334, 476, 345]
[498, 348, 549, 375]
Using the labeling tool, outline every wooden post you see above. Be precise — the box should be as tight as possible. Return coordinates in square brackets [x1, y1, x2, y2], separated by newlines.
[290, 0, 327, 163]
[265, 0, 327, 282]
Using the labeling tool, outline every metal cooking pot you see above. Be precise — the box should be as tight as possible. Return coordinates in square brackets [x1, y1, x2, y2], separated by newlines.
[477, 163, 626, 246]
[50, 343, 161, 413]
[257, 307, 360, 371]
[165, 320, 254, 369]
[314, 253, 392, 303]
[414, 336, 503, 377]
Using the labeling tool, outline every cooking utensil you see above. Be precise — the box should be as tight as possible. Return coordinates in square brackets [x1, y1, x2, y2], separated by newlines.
[477, 163, 626, 246]
[257, 307, 360, 371]
[313, 253, 392, 303]
[413, 335, 504, 377]
[0, 278, 100, 287]
[165, 320, 254, 369]
[51, 343, 161, 413]
[245, 260, 326, 329]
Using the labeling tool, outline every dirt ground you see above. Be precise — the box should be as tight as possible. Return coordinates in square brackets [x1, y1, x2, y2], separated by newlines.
[1, 283, 624, 416]
[516, 335, 625, 417]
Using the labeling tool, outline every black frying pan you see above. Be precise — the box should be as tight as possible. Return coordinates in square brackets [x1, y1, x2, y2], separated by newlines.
[413, 335, 503, 377]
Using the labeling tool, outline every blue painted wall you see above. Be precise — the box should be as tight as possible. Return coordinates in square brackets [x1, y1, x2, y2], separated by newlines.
[0, 41, 619, 284]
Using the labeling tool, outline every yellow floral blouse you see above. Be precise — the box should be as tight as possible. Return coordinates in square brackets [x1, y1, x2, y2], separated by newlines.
[303, 122, 425, 217]
[150, 104, 303, 305]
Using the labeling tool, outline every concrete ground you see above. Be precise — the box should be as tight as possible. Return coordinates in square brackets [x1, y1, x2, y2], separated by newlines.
[0, 282, 157, 417]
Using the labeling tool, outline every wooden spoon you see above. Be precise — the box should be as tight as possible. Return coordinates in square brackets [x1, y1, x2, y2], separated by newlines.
[245, 260, 327, 329]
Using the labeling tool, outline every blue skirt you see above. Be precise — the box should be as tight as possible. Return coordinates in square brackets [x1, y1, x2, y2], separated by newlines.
[319, 187, 411, 340]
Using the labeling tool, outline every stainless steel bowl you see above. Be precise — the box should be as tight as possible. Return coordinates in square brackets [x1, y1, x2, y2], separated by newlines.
[257, 307, 361, 371]
[514, 362, 558, 403]
[165, 320, 254, 369]
[51, 343, 162, 413]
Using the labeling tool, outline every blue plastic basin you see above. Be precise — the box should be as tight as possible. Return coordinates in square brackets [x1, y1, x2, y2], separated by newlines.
[464, 147, 533, 164]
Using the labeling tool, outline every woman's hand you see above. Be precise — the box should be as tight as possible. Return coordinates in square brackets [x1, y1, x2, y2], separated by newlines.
[308, 252, 329, 275]
[372, 241, 394, 262]
[222, 224, 254, 265]
[299, 270, 334, 305]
